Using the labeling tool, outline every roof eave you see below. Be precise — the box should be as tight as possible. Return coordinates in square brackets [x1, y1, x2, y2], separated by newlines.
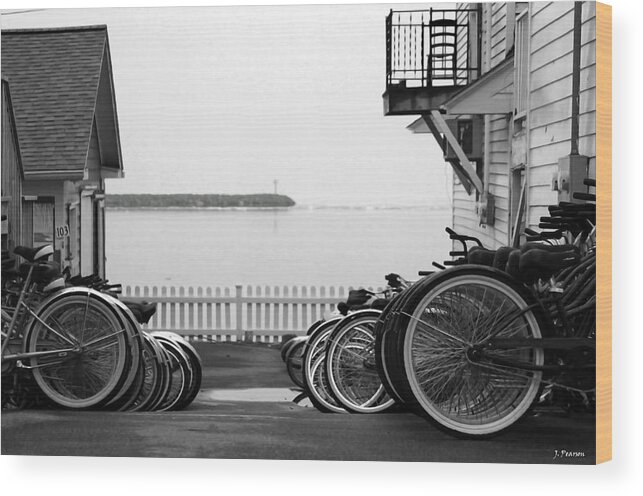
[1, 79, 25, 178]
[91, 38, 124, 174]
[24, 169, 86, 181]
[441, 56, 515, 115]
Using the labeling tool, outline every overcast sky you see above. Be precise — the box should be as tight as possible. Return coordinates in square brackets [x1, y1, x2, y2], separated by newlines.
[1, 3, 451, 207]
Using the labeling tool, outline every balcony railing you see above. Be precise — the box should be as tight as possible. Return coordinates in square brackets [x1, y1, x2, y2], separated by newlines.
[386, 8, 479, 89]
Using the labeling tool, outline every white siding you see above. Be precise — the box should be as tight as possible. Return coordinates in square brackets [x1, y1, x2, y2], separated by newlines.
[456, 6, 470, 82]
[1, 82, 23, 255]
[526, 1, 596, 228]
[490, 3, 509, 68]
[487, 114, 511, 245]
[451, 113, 511, 249]
[448, 1, 596, 249]
[479, 2, 510, 74]
[481, 3, 492, 72]
[450, 2, 513, 249]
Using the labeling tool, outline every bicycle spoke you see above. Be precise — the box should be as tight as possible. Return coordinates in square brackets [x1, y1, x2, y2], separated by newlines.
[29, 313, 77, 347]
[81, 328, 126, 350]
[403, 311, 469, 346]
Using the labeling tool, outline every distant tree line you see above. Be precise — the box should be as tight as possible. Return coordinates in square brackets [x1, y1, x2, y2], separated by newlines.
[106, 194, 296, 208]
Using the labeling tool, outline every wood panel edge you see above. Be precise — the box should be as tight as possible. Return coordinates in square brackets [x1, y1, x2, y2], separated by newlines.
[595, 0, 612, 465]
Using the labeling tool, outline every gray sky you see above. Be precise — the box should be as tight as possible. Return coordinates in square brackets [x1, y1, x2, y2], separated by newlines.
[1, 3, 451, 207]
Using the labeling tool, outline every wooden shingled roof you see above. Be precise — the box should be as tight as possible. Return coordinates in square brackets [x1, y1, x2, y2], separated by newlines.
[1, 25, 122, 177]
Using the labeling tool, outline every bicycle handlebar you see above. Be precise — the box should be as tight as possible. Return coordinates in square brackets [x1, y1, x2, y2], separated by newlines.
[573, 192, 596, 202]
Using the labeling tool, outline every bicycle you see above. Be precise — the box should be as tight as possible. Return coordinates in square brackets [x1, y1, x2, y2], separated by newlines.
[301, 274, 408, 414]
[1, 245, 133, 409]
[376, 187, 596, 437]
[324, 309, 396, 414]
[1, 244, 203, 412]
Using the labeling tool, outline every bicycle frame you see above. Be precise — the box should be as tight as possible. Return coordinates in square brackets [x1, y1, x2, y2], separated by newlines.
[1, 269, 128, 369]
[398, 260, 595, 380]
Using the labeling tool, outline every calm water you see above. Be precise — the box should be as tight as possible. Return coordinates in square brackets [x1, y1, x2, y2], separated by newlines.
[105, 207, 451, 289]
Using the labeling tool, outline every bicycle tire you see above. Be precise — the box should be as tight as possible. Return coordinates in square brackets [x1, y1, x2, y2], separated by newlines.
[154, 337, 191, 412]
[151, 332, 201, 410]
[164, 334, 202, 409]
[285, 338, 307, 389]
[395, 266, 548, 438]
[374, 281, 422, 407]
[102, 296, 144, 410]
[301, 317, 345, 413]
[115, 347, 149, 412]
[24, 292, 130, 409]
[131, 333, 169, 412]
[325, 310, 395, 414]
[280, 336, 299, 362]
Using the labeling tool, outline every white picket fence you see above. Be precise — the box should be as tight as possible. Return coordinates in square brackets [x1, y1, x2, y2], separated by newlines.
[123, 284, 382, 344]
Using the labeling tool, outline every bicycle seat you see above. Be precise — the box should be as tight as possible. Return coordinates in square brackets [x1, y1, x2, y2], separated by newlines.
[370, 298, 390, 311]
[19, 261, 61, 284]
[492, 246, 514, 270]
[68, 274, 102, 287]
[520, 242, 580, 254]
[14, 244, 53, 263]
[518, 249, 579, 283]
[337, 298, 389, 316]
[43, 276, 66, 293]
[384, 273, 403, 288]
[504, 249, 522, 279]
[2, 256, 16, 273]
[121, 299, 157, 325]
[467, 246, 496, 266]
[346, 289, 375, 307]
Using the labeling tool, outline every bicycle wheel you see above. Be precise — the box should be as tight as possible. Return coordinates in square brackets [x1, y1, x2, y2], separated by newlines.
[115, 349, 148, 412]
[152, 332, 203, 409]
[280, 336, 299, 362]
[325, 310, 395, 413]
[173, 341, 202, 409]
[302, 317, 345, 413]
[131, 333, 169, 412]
[25, 293, 129, 409]
[396, 266, 547, 437]
[154, 337, 191, 412]
[286, 338, 307, 389]
[374, 282, 420, 407]
[102, 298, 144, 410]
[306, 319, 325, 336]
[152, 333, 199, 411]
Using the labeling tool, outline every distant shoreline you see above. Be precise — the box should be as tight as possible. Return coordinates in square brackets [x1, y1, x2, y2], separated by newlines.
[105, 204, 450, 211]
[106, 193, 295, 209]
[105, 206, 293, 211]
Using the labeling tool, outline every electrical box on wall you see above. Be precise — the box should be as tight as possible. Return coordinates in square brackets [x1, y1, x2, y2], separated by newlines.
[555, 155, 590, 203]
[443, 116, 484, 161]
[478, 193, 495, 226]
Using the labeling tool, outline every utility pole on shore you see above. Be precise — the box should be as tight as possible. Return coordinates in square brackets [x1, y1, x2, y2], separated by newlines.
[273, 179, 278, 195]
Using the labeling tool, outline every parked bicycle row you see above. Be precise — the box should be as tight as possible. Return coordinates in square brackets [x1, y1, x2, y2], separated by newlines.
[282, 181, 596, 438]
[1, 244, 202, 411]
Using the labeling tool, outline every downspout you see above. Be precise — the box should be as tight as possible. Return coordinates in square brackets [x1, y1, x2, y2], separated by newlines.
[570, 1, 583, 156]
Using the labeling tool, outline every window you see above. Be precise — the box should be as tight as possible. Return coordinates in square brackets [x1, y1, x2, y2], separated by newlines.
[22, 196, 55, 248]
[505, 2, 516, 56]
[33, 201, 54, 247]
[1, 199, 9, 249]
